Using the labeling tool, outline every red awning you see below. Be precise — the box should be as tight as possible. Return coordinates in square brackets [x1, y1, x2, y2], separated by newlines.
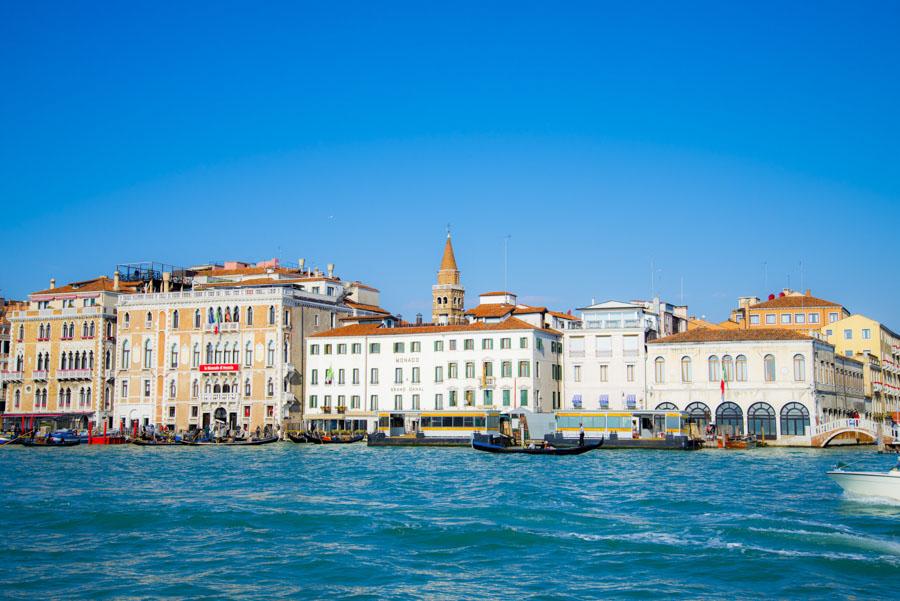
[1, 411, 94, 418]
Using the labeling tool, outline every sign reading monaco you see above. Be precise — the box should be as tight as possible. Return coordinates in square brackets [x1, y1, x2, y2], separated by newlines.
[199, 363, 239, 373]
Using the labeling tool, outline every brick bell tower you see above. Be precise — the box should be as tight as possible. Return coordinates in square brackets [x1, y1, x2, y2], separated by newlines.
[432, 231, 465, 325]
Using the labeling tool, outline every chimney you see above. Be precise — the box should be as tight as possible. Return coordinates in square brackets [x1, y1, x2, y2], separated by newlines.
[327, 263, 335, 278]
[113, 271, 120, 291]
[416, 313, 423, 325]
[49, 278, 56, 289]
[162, 271, 171, 293]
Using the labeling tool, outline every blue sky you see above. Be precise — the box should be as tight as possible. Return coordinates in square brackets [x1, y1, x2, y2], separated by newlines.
[2, 1, 899, 324]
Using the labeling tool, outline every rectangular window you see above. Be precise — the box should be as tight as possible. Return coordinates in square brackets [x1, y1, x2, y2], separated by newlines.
[394, 395, 403, 410]
[483, 389, 493, 406]
[337, 395, 346, 408]
[324, 344, 332, 355]
[448, 362, 458, 379]
[394, 368, 403, 384]
[599, 364, 608, 382]
[795, 314, 806, 324]
[337, 344, 347, 354]
[370, 368, 379, 384]
[520, 337, 528, 349]
[809, 313, 820, 324]
[351, 395, 360, 409]
[502, 389, 511, 406]
[829, 313, 839, 323]
[765, 314, 776, 324]
[519, 389, 528, 406]
[749, 315, 760, 325]
[449, 339, 457, 351]
[323, 395, 331, 408]
[449, 390, 457, 407]
[482, 338, 493, 350]
[862, 328, 872, 340]
[310, 344, 320, 355]
[412, 367, 420, 383]
[434, 366, 443, 382]
[393, 342, 404, 353]
[338, 369, 346, 385]
[626, 364, 635, 382]
[464, 339, 474, 350]
[369, 343, 380, 353]
[411, 341, 421, 353]
[352, 343, 362, 354]
[781, 314, 791, 324]
[500, 337, 511, 349]
[501, 361, 512, 378]
[844, 329, 853, 340]
[434, 340, 444, 352]
[352, 369, 360, 385]
[311, 369, 319, 385]
[465, 362, 475, 378]
[309, 395, 318, 409]
[518, 361, 530, 377]
[121, 380, 128, 398]
[482, 362, 493, 377]
[435, 393, 443, 410]
[369, 395, 378, 411]
[573, 365, 582, 382]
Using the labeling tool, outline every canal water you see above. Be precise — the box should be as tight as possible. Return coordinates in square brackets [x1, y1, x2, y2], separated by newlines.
[0, 445, 898, 600]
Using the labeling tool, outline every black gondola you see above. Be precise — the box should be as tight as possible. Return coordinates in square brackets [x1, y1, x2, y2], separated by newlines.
[305, 433, 364, 445]
[472, 438, 603, 455]
[287, 433, 310, 443]
[22, 438, 81, 448]
[130, 438, 180, 446]
[178, 436, 281, 446]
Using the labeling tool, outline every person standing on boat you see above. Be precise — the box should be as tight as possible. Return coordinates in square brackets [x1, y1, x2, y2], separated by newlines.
[579, 422, 585, 447]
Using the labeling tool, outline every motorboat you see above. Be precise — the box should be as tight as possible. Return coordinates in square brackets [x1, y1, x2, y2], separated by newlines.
[827, 462, 900, 502]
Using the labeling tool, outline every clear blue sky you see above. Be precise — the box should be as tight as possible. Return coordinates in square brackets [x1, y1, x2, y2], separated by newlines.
[2, 1, 899, 324]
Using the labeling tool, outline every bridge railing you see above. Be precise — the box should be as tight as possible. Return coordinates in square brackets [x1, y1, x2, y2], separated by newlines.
[812, 418, 879, 437]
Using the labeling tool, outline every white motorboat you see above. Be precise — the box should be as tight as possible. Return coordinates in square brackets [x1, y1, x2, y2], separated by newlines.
[827, 462, 900, 502]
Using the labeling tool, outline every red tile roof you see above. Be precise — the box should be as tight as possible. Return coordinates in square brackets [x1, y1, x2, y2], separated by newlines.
[649, 327, 814, 344]
[345, 301, 390, 315]
[465, 304, 516, 318]
[31, 277, 141, 296]
[312, 316, 560, 338]
[750, 294, 842, 310]
[480, 291, 514, 297]
[548, 311, 578, 321]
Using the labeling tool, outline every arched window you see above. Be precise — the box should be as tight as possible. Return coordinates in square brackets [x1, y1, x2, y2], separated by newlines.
[143, 339, 153, 369]
[780, 402, 810, 436]
[89, 321, 95, 337]
[79, 387, 85, 406]
[655, 402, 677, 410]
[735, 355, 747, 382]
[708, 355, 720, 382]
[267, 378, 274, 396]
[722, 355, 734, 382]
[247, 307, 253, 325]
[283, 341, 289, 362]
[267, 341, 275, 367]
[214, 343, 222, 364]
[206, 343, 213, 364]
[122, 340, 130, 367]
[244, 378, 251, 397]
[192, 380, 199, 398]
[764, 354, 776, 382]
[74, 352, 82, 369]
[233, 307, 240, 322]
[213, 382, 221, 394]
[223, 343, 230, 364]
[680, 356, 691, 382]
[268, 306, 275, 325]
[245, 341, 253, 366]
[105, 350, 111, 369]
[106, 321, 112, 338]
[170, 343, 179, 368]
[173, 310, 179, 329]
[208, 308, 214, 325]
[205, 381, 212, 394]
[715, 402, 744, 436]
[793, 354, 806, 382]
[104, 386, 110, 409]
[194, 309, 201, 329]
[85, 387, 91, 407]
[747, 402, 776, 440]
[17, 325, 23, 340]
[685, 401, 711, 430]
[232, 344, 240, 365]
[88, 351, 94, 369]
[192, 343, 200, 367]
[61, 352, 67, 370]
[124, 313, 130, 328]
[14, 389, 20, 408]
[37, 354, 43, 370]
[169, 380, 176, 399]
[38, 324, 45, 339]
[146, 312, 152, 325]
[654, 357, 665, 383]
[82, 322, 88, 337]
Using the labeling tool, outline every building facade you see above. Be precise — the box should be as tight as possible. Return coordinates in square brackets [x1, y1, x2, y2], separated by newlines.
[823, 314, 900, 419]
[304, 316, 564, 433]
[562, 299, 688, 411]
[2, 276, 140, 428]
[730, 289, 849, 337]
[645, 328, 865, 445]
[113, 264, 381, 433]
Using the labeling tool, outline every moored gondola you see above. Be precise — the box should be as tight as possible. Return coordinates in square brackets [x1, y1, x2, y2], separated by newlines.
[130, 438, 180, 446]
[472, 437, 603, 455]
[305, 433, 364, 445]
[178, 436, 281, 446]
[287, 432, 310, 443]
[22, 437, 81, 448]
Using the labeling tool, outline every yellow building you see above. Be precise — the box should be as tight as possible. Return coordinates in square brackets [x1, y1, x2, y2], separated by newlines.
[2, 275, 142, 429]
[823, 314, 900, 419]
[730, 289, 849, 337]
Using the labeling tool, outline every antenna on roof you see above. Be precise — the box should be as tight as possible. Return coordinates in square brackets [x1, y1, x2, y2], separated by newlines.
[503, 235, 511, 292]
[763, 261, 768, 292]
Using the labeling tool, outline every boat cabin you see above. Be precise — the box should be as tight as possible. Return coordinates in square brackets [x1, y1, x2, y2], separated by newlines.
[556, 410, 696, 441]
[377, 410, 500, 439]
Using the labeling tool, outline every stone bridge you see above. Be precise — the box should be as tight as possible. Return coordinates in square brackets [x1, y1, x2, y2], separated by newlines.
[811, 418, 898, 448]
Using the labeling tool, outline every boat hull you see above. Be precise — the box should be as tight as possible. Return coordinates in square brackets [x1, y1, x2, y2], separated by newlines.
[472, 439, 603, 455]
[827, 471, 900, 501]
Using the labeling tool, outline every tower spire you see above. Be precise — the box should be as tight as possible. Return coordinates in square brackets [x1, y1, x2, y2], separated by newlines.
[432, 231, 465, 324]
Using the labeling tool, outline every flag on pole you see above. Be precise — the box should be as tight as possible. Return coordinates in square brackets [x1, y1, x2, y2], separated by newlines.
[720, 365, 727, 402]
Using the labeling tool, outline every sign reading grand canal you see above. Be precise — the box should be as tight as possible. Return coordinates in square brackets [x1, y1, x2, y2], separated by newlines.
[199, 363, 239, 373]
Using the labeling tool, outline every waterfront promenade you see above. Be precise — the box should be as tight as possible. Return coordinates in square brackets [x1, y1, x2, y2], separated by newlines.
[1, 445, 898, 599]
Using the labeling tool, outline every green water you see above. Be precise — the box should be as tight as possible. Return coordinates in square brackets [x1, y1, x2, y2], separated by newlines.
[0, 444, 897, 599]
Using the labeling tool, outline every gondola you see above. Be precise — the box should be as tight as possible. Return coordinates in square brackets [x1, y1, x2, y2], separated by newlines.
[472, 438, 603, 455]
[287, 432, 310, 443]
[130, 438, 180, 446]
[178, 436, 281, 446]
[305, 433, 364, 445]
[22, 437, 81, 448]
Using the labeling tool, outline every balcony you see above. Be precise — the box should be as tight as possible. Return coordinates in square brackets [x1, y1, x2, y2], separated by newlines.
[569, 350, 585, 358]
[336, 405, 347, 414]
[322, 406, 332, 414]
[481, 376, 496, 388]
[58, 369, 92, 380]
[0, 371, 23, 382]
[595, 350, 613, 358]
[203, 322, 240, 333]
[200, 392, 240, 402]
[32, 370, 49, 381]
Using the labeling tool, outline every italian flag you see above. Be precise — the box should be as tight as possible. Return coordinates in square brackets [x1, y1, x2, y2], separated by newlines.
[720, 365, 726, 402]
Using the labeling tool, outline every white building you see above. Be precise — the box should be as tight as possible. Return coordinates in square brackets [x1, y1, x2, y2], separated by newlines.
[562, 299, 687, 411]
[645, 328, 865, 445]
[304, 315, 564, 434]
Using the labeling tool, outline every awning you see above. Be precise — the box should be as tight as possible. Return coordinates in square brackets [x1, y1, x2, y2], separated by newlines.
[2, 411, 93, 418]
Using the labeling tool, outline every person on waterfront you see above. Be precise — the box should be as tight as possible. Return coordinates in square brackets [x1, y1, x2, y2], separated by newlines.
[255, 425, 261, 439]
[579, 422, 585, 447]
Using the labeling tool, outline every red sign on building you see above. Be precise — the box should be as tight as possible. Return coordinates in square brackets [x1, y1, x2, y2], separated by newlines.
[199, 364, 239, 373]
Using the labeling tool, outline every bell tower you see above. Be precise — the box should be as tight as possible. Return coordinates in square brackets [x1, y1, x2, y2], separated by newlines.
[432, 232, 465, 325]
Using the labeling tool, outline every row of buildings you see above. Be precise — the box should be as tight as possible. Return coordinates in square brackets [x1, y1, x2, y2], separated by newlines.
[1, 236, 897, 445]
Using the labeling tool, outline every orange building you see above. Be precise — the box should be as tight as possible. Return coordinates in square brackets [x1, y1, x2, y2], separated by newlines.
[730, 289, 849, 337]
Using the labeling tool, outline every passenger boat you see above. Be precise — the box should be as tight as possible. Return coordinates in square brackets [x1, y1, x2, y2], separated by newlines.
[368, 410, 501, 447]
[305, 433, 364, 444]
[178, 436, 280, 446]
[472, 437, 603, 455]
[22, 437, 81, 447]
[552, 410, 703, 450]
[827, 462, 900, 502]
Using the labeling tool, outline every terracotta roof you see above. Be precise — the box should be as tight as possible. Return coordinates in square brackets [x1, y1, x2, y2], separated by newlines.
[649, 327, 814, 344]
[312, 316, 559, 338]
[345, 301, 390, 315]
[465, 304, 516, 318]
[513, 306, 547, 315]
[718, 320, 742, 330]
[338, 314, 386, 322]
[439, 235, 458, 272]
[548, 311, 578, 321]
[31, 276, 140, 296]
[687, 318, 722, 331]
[348, 281, 380, 292]
[480, 291, 514, 297]
[750, 294, 842, 310]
